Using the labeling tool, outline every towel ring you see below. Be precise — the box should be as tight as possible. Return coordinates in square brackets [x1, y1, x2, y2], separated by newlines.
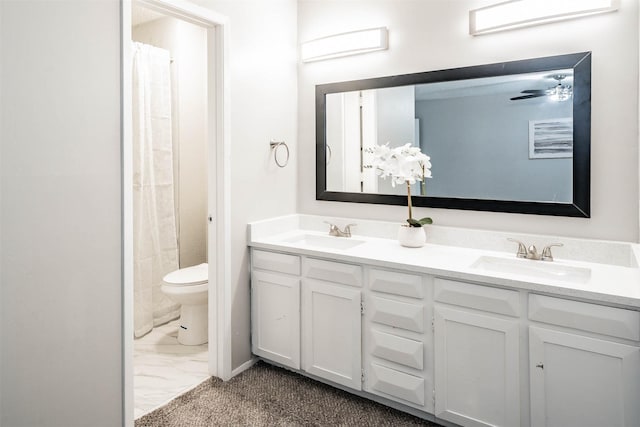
[270, 140, 289, 168]
[326, 145, 332, 165]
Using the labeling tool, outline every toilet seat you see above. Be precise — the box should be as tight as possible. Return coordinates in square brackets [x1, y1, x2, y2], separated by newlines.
[163, 263, 208, 286]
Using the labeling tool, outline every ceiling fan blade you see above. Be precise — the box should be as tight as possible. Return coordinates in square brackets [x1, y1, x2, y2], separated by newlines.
[510, 94, 545, 101]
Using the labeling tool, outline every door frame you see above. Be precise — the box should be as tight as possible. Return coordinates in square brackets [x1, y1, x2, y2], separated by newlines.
[121, 0, 232, 425]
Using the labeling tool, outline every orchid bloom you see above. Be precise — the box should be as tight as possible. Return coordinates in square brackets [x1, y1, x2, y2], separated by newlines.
[366, 142, 433, 227]
[368, 143, 432, 187]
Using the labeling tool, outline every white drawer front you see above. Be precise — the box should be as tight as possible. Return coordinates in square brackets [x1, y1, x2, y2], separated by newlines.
[529, 294, 640, 341]
[252, 249, 300, 276]
[370, 329, 423, 370]
[369, 363, 425, 406]
[370, 296, 424, 333]
[434, 278, 520, 317]
[303, 258, 362, 287]
[369, 268, 424, 299]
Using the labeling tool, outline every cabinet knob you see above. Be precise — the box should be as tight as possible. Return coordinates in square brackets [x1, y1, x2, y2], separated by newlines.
[535, 363, 544, 369]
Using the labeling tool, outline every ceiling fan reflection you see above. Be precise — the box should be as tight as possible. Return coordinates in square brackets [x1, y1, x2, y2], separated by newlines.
[510, 74, 573, 102]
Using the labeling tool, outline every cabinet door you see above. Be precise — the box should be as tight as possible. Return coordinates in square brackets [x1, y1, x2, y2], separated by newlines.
[530, 327, 640, 427]
[434, 306, 520, 427]
[302, 279, 362, 390]
[251, 270, 300, 369]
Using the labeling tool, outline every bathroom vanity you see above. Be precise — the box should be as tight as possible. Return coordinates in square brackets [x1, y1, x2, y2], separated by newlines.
[248, 215, 640, 427]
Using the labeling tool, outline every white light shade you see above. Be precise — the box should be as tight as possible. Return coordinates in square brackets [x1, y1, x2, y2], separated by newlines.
[470, 0, 619, 36]
[301, 27, 388, 63]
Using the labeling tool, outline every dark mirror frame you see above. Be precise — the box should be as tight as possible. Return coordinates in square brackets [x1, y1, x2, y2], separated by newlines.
[316, 52, 591, 217]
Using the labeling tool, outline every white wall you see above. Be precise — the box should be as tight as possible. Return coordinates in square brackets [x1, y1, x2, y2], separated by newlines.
[0, 1, 122, 426]
[133, 16, 208, 268]
[0, 2, 4, 420]
[192, 0, 298, 370]
[173, 20, 208, 268]
[298, 0, 640, 242]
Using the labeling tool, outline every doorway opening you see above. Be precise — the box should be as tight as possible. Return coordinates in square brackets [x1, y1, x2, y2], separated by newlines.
[121, 0, 231, 425]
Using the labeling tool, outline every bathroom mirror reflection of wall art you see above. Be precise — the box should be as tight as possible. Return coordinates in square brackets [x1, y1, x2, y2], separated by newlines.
[316, 52, 591, 217]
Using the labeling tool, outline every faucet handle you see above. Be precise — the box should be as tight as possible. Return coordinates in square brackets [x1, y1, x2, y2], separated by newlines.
[541, 243, 563, 261]
[343, 223, 357, 237]
[507, 238, 528, 258]
[323, 221, 339, 236]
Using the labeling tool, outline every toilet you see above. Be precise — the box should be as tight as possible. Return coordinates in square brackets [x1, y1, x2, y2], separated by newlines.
[161, 263, 208, 345]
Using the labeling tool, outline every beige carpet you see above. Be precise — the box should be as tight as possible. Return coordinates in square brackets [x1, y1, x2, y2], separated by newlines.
[136, 361, 441, 426]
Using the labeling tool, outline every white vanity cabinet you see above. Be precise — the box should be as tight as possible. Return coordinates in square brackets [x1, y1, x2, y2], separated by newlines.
[433, 278, 521, 427]
[364, 267, 432, 411]
[528, 295, 640, 427]
[249, 245, 640, 427]
[301, 258, 363, 390]
[250, 249, 301, 369]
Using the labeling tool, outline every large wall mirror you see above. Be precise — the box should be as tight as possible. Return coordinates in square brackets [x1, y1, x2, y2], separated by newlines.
[316, 52, 591, 217]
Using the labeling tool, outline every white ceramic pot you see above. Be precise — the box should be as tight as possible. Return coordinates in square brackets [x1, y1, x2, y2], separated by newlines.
[397, 225, 426, 248]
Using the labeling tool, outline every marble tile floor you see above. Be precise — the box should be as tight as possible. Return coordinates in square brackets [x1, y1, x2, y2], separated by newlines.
[134, 319, 210, 419]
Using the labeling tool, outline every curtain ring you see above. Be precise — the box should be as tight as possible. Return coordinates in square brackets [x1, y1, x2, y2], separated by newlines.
[326, 145, 332, 165]
[270, 140, 289, 168]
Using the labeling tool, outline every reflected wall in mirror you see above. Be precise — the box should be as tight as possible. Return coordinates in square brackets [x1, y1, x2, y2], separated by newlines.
[316, 52, 591, 217]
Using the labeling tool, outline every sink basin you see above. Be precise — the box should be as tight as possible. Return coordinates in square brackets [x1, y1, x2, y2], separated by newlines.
[471, 256, 591, 284]
[283, 234, 365, 250]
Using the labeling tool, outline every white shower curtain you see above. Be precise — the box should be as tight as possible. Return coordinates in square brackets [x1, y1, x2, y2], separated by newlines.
[132, 42, 180, 338]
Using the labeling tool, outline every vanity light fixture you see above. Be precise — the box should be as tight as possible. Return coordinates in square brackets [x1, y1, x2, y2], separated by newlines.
[469, 0, 619, 36]
[301, 27, 388, 63]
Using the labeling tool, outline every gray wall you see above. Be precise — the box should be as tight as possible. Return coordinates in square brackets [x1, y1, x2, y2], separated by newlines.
[376, 86, 415, 146]
[416, 93, 572, 202]
[1, 1, 122, 426]
[376, 86, 416, 196]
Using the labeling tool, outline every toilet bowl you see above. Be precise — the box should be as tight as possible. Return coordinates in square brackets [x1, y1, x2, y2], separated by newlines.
[161, 263, 208, 345]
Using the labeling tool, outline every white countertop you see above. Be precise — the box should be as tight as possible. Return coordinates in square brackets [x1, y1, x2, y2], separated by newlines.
[248, 215, 640, 309]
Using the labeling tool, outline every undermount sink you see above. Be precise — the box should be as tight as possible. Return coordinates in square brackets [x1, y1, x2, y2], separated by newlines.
[471, 255, 591, 284]
[283, 234, 365, 250]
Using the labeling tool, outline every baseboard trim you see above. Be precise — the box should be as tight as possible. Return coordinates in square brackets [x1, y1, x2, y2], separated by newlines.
[230, 357, 258, 378]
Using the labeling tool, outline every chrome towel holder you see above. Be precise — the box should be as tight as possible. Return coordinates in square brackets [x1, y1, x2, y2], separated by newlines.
[270, 140, 289, 168]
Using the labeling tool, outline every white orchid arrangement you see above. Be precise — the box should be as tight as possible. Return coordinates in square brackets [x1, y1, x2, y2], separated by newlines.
[366, 143, 433, 227]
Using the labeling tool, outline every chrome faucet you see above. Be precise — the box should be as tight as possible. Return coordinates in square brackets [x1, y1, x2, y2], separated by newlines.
[324, 221, 356, 238]
[507, 238, 529, 258]
[508, 238, 563, 261]
[540, 243, 563, 261]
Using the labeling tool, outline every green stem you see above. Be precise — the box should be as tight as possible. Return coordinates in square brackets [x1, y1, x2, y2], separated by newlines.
[407, 181, 412, 221]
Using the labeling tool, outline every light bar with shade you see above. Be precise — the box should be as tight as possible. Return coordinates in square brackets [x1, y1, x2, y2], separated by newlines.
[301, 27, 388, 63]
[469, 0, 619, 36]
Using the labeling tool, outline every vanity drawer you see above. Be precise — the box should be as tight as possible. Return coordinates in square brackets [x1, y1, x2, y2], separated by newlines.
[434, 278, 520, 317]
[252, 249, 300, 276]
[369, 268, 424, 299]
[529, 294, 640, 341]
[370, 328, 423, 370]
[369, 362, 425, 407]
[370, 295, 424, 333]
[303, 258, 362, 287]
